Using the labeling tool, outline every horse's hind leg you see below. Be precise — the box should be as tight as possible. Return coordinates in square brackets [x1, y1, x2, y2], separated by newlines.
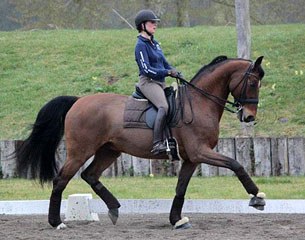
[48, 154, 90, 229]
[81, 145, 121, 225]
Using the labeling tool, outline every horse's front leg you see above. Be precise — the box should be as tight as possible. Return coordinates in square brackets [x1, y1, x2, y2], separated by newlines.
[232, 159, 266, 210]
[170, 160, 198, 229]
[192, 148, 266, 210]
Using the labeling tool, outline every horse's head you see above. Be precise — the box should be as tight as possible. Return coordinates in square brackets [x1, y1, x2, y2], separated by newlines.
[230, 56, 265, 123]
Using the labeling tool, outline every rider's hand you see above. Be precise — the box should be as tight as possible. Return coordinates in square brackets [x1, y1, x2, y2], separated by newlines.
[168, 69, 180, 78]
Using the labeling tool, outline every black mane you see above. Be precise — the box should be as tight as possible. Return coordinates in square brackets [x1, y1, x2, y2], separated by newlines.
[190, 55, 228, 82]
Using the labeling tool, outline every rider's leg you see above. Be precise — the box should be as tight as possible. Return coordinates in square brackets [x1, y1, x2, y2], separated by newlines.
[138, 76, 169, 154]
[151, 107, 167, 154]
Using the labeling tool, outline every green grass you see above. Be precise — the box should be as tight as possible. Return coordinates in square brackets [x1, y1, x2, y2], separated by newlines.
[1, 176, 305, 200]
[1, 24, 305, 140]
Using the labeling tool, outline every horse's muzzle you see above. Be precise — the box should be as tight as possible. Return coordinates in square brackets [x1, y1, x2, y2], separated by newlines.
[237, 108, 256, 123]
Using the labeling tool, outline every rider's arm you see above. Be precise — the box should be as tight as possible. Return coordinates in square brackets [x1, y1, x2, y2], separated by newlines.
[135, 43, 169, 81]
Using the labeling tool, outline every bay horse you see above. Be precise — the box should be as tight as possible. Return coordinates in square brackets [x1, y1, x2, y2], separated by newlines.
[16, 56, 266, 230]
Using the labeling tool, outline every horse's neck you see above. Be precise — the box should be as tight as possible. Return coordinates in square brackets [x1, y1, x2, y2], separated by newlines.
[191, 63, 235, 120]
[195, 65, 233, 102]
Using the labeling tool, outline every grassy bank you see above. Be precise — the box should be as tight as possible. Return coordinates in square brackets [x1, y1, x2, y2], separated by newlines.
[1, 176, 305, 200]
[0, 24, 305, 139]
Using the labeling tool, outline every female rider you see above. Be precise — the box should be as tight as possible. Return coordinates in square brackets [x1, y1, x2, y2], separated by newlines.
[134, 9, 179, 155]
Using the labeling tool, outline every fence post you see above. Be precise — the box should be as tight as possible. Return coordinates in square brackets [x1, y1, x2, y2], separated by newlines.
[201, 147, 218, 177]
[235, 137, 253, 175]
[288, 137, 305, 176]
[132, 156, 150, 176]
[271, 137, 288, 176]
[0, 140, 17, 178]
[253, 137, 272, 176]
[217, 138, 235, 176]
[119, 153, 133, 176]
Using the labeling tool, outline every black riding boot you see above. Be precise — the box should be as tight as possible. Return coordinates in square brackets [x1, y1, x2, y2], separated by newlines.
[151, 107, 167, 155]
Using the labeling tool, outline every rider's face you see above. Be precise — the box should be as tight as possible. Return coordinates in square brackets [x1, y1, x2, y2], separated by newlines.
[144, 20, 157, 35]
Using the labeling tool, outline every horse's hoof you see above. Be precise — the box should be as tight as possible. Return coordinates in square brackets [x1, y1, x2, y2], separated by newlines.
[173, 217, 192, 230]
[108, 208, 119, 225]
[249, 192, 266, 211]
[56, 223, 67, 230]
[253, 205, 264, 211]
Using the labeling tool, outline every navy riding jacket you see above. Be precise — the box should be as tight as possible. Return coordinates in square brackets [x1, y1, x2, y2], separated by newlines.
[135, 35, 172, 82]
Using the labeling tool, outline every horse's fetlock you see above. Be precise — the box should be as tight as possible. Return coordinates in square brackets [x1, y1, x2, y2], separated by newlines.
[169, 215, 180, 226]
[48, 217, 62, 228]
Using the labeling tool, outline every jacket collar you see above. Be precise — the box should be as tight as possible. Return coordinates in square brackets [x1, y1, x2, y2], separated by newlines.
[138, 34, 155, 42]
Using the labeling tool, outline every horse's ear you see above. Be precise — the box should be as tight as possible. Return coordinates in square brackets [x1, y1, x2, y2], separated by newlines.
[254, 56, 265, 78]
[254, 56, 264, 68]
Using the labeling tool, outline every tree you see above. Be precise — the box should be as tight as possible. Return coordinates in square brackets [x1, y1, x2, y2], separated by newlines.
[177, 0, 190, 27]
[235, 0, 254, 136]
[235, 0, 251, 58]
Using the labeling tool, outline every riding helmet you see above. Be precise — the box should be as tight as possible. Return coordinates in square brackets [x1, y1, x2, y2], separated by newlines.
[135, 9, 160, 30]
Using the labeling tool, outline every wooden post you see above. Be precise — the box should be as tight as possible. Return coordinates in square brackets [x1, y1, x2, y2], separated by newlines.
[169, 160, 181, 177]
[253, 137, 272, 176]
[235, 137, 253, 175]
[271, 137, 288, 176]
[119, 153, 133, 176]
[132, 156, 150, 176]
[102, 160, 116, 177]
[217, 138, 235, 176]
[200, 163, 218, 177]
[201, 147, 218, 177]
[151, 159, 165, 176]
[288, 137, 305, 176]
[0, 140, 17, 178]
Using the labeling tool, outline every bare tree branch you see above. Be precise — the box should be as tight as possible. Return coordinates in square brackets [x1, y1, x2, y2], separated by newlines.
[112, 8, 134, 29]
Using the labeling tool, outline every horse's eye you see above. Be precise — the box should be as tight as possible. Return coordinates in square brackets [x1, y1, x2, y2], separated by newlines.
[249, 80, 258, 88]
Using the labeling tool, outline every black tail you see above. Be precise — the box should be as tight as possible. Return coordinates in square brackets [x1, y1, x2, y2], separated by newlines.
[16, 96, 78, 185]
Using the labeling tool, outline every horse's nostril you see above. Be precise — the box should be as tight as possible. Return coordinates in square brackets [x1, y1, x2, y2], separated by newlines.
[244, 115, 255, 122]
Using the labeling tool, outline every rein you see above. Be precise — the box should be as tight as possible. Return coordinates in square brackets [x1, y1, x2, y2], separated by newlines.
[176, 76, 241, 114]
[175, 61, 258, 117]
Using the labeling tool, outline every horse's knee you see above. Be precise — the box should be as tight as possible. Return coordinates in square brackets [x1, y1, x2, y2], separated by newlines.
[229, 160, 243, 171]
[230, 161, 249, 180]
